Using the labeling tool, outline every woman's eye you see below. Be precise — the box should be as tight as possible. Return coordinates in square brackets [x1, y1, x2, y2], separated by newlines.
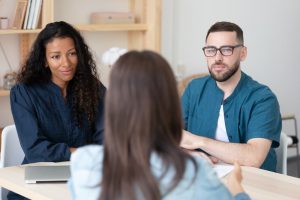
[69, 52, 77, 56]
[51, 55, 60, 59]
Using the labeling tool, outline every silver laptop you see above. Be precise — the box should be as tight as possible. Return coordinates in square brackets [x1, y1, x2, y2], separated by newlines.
[24, 165, 70, 184]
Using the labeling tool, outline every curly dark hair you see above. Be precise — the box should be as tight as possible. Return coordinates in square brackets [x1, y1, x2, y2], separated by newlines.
[17, 21, 105, 127]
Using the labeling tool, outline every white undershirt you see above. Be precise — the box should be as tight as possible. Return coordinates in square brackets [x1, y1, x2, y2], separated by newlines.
[215, 105, 229, 142]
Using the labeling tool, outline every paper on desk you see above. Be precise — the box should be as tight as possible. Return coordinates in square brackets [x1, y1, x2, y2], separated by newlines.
[27, 161, 70, 167]
[213, 164, 234, 178]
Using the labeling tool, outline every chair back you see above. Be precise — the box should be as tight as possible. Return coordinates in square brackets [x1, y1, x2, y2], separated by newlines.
[0, 125, 24, 200]
[275, 132, 288, 174]
[177, 73, 208, 96]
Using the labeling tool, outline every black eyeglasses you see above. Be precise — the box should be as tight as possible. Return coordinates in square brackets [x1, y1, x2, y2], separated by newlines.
[202, 44, 244, 57]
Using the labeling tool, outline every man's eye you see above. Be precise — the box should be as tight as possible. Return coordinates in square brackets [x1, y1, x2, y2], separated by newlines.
[221, 48, 232, 53]
[206, 48, 216, 53]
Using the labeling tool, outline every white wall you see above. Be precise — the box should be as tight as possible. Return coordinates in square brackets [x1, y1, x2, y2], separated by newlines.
[161, 0, 300, 156]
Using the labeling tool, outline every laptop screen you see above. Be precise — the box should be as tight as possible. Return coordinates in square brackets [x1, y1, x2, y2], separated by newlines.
[24, 165, 70, 184]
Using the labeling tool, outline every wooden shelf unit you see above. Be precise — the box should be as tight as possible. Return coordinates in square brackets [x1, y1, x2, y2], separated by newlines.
[5, 0, 161, 61]
[0, 89, 10, 97]
[0, 0, 161, 98]
[75, 24, 148, 32]
[0, 29, 42, 34]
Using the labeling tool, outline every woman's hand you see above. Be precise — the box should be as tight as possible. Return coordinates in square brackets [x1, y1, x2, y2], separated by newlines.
[69, 147, 77, 153]
[227, 162, 245, 196]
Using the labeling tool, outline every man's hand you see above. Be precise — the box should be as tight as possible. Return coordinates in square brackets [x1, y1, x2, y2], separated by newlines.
[180, 130, 205, 149]
[183, 149, 219, 165]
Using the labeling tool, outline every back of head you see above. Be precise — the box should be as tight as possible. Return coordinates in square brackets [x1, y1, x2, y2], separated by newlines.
[102, 50, 190, 200]
[205, 21, 244, 44]
[106, 50, 182, 150]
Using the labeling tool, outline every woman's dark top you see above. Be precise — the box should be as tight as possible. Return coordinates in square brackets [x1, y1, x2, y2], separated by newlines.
[10, 81, 105, 164]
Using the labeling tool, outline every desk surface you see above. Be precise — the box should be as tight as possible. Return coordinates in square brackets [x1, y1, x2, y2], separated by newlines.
[0, 163, 300, 200]
[240, 166, 300, 200]
[0, 162, 70, 200]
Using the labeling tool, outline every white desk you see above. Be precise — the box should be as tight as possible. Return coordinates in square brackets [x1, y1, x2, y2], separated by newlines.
[0, 163, 300, 200]
[0, 162, 70, 200]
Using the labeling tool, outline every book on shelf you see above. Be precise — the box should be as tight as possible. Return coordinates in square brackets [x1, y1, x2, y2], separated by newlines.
[26, 0, 36, 29]
[31, 0, 42, 29]
[23, 0, 32, 29]
[23, 0, 43, 29]
[11, 0, 28, 29]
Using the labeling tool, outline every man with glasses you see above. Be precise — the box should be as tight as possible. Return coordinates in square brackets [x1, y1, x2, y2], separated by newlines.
[181, 21, 281, 171]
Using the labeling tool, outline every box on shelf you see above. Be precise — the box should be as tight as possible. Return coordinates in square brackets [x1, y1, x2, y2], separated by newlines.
[90, 12, 135, 24]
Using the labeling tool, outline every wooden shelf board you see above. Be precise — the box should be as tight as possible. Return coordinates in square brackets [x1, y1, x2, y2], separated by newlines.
[75, 24, 148, 32]
[0, 89, 10, 97]
[0, 23, 148, 34]
[0, 29, 41, 34]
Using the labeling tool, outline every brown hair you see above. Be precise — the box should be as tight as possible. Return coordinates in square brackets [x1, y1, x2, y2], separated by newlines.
[205, 21, 244, 44]
[101, 50, 197, 200]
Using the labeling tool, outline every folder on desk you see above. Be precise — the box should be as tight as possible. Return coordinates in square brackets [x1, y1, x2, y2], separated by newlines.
[24, 165, 70, 184]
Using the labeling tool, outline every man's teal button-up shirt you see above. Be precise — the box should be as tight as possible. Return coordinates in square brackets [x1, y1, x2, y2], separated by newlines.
[182, 72, 282, 171]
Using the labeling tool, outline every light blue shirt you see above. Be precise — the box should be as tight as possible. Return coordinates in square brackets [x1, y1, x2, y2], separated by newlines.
[68, 145, 250, 200]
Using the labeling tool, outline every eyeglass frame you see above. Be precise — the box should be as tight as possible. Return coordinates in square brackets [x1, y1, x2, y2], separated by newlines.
[202, 44, 244, 57]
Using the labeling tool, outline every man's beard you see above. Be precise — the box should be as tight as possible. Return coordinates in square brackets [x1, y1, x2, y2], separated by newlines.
[208, 61, 240, 82]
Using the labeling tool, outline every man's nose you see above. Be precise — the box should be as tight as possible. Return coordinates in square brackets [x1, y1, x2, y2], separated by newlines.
[215, 50, 223, 61]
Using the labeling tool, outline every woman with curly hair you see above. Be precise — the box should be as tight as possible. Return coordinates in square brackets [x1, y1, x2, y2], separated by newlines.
[9, 20, 105, 200]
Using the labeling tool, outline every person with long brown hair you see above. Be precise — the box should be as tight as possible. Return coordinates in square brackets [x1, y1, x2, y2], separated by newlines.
[9, 21, 105, 199]
[69, 50, 250, 200]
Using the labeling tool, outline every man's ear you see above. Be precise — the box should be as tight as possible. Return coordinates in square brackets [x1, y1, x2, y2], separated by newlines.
[240, 46, 247, 61]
